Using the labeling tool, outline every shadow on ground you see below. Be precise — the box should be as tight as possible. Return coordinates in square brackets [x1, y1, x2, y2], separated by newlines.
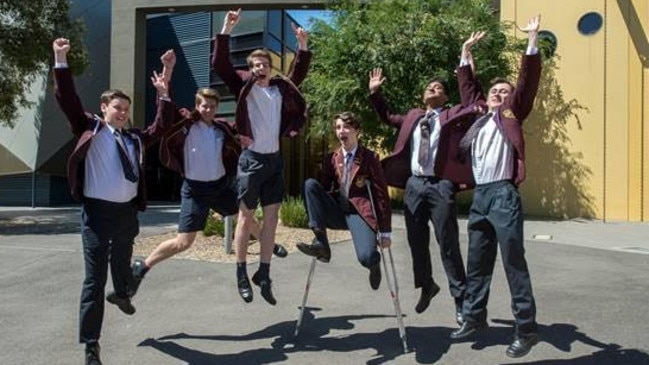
[138, 311, 648, 365]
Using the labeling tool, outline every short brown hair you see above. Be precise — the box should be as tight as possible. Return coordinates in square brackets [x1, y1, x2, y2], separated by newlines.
[333, 111, 361, 130]
[489, 77, 515, 93]
[246, 49, 273, 68]
[100, 89, 131, 105]
[195, 87, 220, 106]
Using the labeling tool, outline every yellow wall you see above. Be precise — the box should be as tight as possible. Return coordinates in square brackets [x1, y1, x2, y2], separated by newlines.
[503, 0, 648, 221]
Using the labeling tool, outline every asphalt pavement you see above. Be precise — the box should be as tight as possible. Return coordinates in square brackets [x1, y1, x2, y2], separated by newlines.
[0, 205, 648, 364]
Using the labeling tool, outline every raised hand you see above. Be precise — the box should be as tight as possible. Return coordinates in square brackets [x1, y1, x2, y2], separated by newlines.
[291, 23, 308, 50]
[160, 49, 176, 69]
[150, 70, 168, 97]
[462, 31, 486, 52]
[368, 68, 386, 93]
[516, 14, 541, 33]
[53, 38, 70, 54]
[53, 38, 70, 64]
[221, 8, 241, 34]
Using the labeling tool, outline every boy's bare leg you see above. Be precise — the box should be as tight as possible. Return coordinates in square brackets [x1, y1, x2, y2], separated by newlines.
[234, 205, 255, 302]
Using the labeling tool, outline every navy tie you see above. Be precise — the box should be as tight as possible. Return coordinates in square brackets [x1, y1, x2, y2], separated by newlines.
[114, 130, 138, 183]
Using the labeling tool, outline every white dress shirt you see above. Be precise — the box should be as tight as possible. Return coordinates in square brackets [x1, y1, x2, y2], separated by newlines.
[246, 84, 282, 153]
[183, 121, 226, 182]
[84, 123, 139, 202]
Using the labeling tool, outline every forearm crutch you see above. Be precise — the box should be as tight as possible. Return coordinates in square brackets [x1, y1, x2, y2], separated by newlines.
[365, 180, 408, 353]
[294, 256, 318, 337]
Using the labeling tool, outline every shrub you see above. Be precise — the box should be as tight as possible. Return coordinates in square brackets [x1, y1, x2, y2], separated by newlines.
[203, 210, 227, 237]
[280, 196, 309, 228]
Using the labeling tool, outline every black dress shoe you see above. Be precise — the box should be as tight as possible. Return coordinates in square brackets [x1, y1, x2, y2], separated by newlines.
[450, 320, 487, 340]
[369, 264, 381, 290]
[296, 240, 331, 263]
[129, 259, 148, 297]
[415, 282, 441, 313]
[273, 243, 288, 258]
[85, 343, 102, 365]
[506, 334, 539, 358]
[251, 271, 276, 305]
[237, 275, 253, 303]
[106, 291, 136, 315]
[455, 308, 464, 326]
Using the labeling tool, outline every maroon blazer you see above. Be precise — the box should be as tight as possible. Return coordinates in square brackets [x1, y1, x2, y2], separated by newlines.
[321, 145, 392, 233]
[211, 34, 311, 139]
[369, 92, 484, 190]
[53, 67, 173, 211]
[159, 108, 240, 179]
[458, 54, 542, 185]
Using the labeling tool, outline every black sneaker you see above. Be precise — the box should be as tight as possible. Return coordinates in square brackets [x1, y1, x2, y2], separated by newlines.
[252, 271, 276, 305]
[106, 291, 136, 315]
[129, 259, 148, 297]
[85, 343, 102, 365]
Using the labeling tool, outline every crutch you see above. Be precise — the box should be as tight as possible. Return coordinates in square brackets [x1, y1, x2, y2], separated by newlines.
[294, 256, 318, 337]
[366, 179, 408, 353]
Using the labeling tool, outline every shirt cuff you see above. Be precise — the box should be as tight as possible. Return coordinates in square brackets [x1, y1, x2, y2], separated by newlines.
[459, 57, 470, 67]
[379, 232, 391, 239]
[159, 96, 171, 102]
[526, 46, 538, 55]
[54, 62, 68, 69]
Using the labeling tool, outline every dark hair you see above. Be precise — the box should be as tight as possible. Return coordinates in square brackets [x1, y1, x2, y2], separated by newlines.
[333, 111, 361, 130]
[426, 77, 450, 95]
[100, 89, 131, 105]
[489, 77, 515, 93]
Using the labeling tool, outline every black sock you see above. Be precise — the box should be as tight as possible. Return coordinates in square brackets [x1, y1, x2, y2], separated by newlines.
[237, 262, 247, 277]
[313, 229, 330, 247]
[258, 262, 270, 279]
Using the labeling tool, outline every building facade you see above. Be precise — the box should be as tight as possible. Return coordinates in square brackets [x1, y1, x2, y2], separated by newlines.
[2, 0, 648, 222]
[499, 0, 649, 221]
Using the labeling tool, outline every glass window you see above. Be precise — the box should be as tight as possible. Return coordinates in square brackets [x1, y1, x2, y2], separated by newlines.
[538, 30, 558, 57]
[577, 12, 603, 35]
[266, 35, 282, 53]
[268, 10, 282, 39]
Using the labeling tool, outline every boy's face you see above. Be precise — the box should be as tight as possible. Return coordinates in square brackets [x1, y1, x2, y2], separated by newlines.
[195, 96, 218, 122]
[422, 81, 448, 108]
[334, 118, 359, 149]
[487, 82, 513, 110]
[250, 56, 271, 81]
[101, 97, 130, 129]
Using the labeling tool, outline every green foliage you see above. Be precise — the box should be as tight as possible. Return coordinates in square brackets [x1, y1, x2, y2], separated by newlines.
[203, 211, 227, 237]
[303, 0, 524, 150]
[0, 0, 87, 127]
[279, 196, 310, 228]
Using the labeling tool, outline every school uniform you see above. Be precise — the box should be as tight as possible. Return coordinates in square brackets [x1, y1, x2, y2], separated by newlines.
[53, 66, 172, 345]
[159, 110, 240, 231]
[212, 34, 311, 208]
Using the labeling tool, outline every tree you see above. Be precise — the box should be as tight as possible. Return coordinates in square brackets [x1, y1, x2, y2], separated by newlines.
[0, 0, 87, 128]
[302, 0, 524, 150]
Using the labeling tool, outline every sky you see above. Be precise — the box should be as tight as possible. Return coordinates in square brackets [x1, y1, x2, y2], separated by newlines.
[286, 10, 333, 29]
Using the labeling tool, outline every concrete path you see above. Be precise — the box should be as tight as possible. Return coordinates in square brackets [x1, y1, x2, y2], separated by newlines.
[0, 206, 648, 364]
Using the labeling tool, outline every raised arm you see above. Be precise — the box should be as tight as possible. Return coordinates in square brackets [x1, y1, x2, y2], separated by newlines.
[212, 9, 245, 95]
[140, 70, 174, 147]
[510, 14, 542, 121]
[52, 38, 92, 138]
[286, 23, 312, 86]
[368, 68, 406, 128]
[457, 31, 486, 106]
